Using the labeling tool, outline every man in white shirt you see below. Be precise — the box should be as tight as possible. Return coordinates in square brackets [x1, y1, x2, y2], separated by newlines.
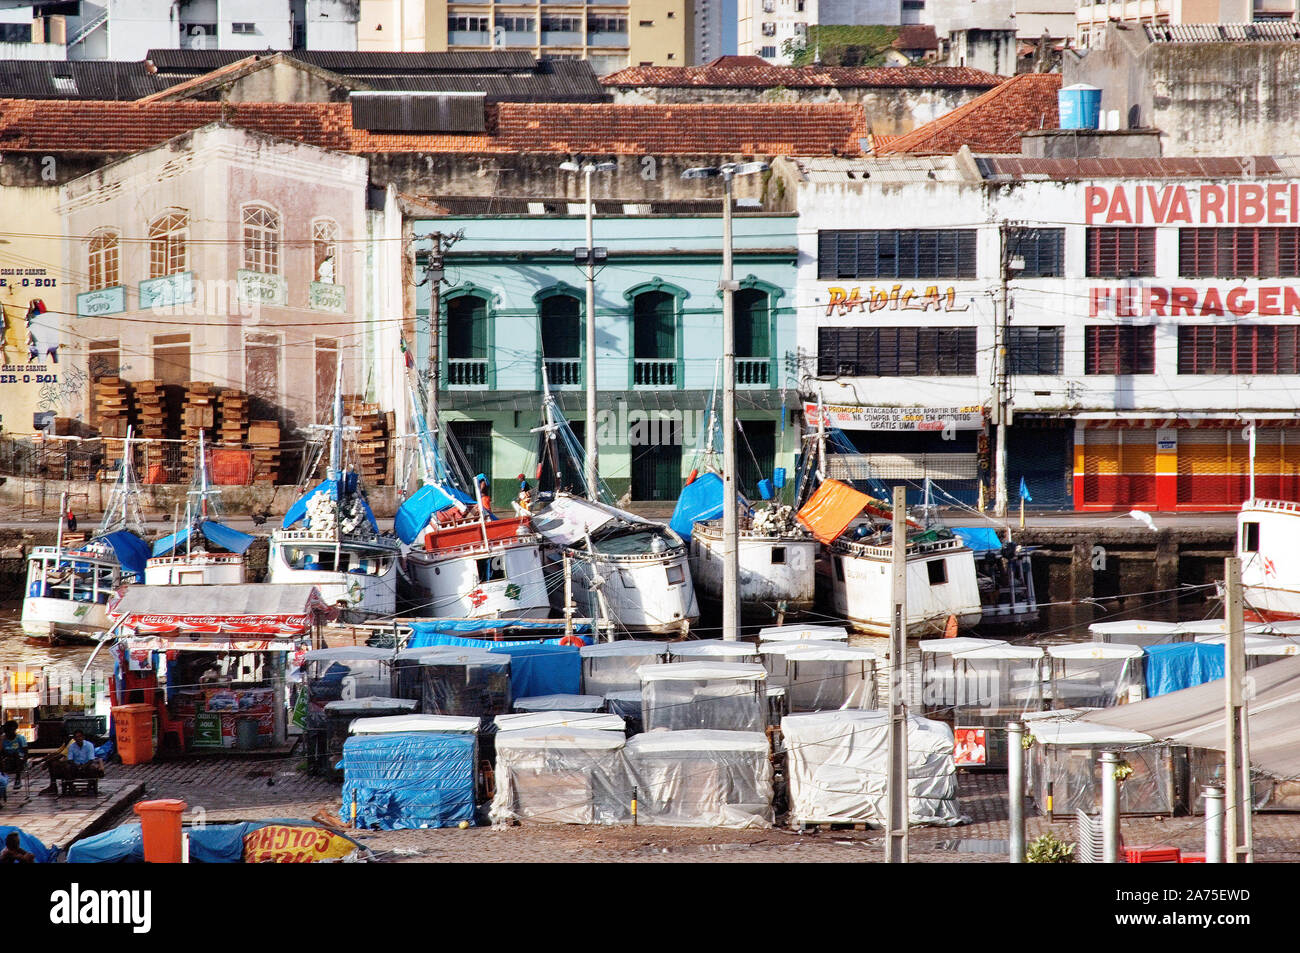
[40, 730, 105, 795]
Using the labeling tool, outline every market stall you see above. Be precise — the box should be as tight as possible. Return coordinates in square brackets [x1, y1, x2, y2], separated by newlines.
[580, 641, 669, 697]
[638, 662, 768, 733]
[758, 639, 850, 688]
[603, 690, 644, 734]
[917, 637, 1006, 716]
[623, 730, 773, 829]
[784, 644, 878, 712]
[1024, 714, 1174, 816]
[416, 648, 512, 718]
[339, 715, 482, 830]
[107, 584, 334, 754]
[1046, 643, 1145, 709]
[490, 726, 634, 825]
[513, 694, 604, 713]
[1087, 620, 1189, 648]
[1193, 633, 1300, 670]
[756, 625, 849, 643]
[667, 640, 761, 664]
[494, 711, 625, 733]
[781, 710, 964, 828]
[950, 643, 1045, 768]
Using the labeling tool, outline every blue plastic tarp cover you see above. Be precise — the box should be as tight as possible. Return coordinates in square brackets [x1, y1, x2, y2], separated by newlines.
[486, 642, 581, 697]
[97, 530, 151, 577]
[406, 619, 592, 651]
[67, 820, 360, 863]
[151, 520, 256, 557]
[952, 527, 1004, 555]
[670, 472, 725, 540]
[340, 732, 477, 830]
[282, 479, 378, 532]
[394, 482, 475, 544]
[1143, 642, 1225, 696]
[0, 825, 56, 863]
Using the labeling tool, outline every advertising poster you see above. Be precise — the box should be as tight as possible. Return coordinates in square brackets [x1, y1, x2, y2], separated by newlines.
[954, 727, 987, 766]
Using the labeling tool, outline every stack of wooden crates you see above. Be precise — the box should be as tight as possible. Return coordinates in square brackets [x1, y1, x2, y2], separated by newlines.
[248, 419, 281, 484]
[180, 382, 218, 480]
[343, 395, 393, 486]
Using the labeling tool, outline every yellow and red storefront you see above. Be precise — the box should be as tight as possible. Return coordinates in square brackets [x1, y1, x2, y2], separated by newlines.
[1074, 416, 1300, 511]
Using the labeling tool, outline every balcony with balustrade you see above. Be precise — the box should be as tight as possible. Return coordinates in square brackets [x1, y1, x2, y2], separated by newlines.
[633, 358, 676, 388]
[447, 358, 489, 388]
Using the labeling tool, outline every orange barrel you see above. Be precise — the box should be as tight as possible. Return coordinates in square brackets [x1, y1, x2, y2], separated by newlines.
[112, 703, 157, 765]
[133, 799, 187, 863]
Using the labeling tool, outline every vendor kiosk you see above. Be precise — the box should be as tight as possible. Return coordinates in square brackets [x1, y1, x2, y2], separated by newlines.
[107, 584, 334, 754]
[918, 637, 1006, 715]
[1046, 643, 1145, 709]
[1025, 714, 1175, 816]
[638, 662, 768, 733]
[667, 640, 761, 664]
[580, 641, 669, 696]
[784, 644, 878, 712]
[950, 643, 1045, 769]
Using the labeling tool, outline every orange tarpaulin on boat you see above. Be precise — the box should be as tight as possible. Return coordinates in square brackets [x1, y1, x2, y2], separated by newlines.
[796, 479, 876, 544]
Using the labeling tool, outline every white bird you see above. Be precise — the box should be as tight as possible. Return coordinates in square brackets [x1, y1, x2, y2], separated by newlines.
[1128, 509, 1157, 532]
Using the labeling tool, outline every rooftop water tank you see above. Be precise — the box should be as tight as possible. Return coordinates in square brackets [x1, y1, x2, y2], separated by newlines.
[1058, 84, 1102, 131]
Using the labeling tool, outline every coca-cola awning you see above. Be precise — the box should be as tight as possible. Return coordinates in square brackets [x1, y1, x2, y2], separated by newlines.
[110, 583, 334, 643]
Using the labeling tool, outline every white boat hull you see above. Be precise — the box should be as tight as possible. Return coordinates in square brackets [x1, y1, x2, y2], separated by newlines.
[144, 554, 246, 586]
[821, 546, 982, 636]
[20, 597, 110, 641]
[268, 535, 399, 621]
[690, 530, 816, 619]
[552, 550, 700, 636]
[405, 543, 551, 619]
[1239, 499, 1300, 622]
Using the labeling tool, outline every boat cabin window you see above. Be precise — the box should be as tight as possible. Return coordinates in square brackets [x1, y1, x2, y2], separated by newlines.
[477, 555, 505, 583]
[834, 556, 845, 582]
[1242, 521, 1260, 553]
[927, 559, 948, 586]
[666, 564, 685, 586]
[771, 546, 786, 565]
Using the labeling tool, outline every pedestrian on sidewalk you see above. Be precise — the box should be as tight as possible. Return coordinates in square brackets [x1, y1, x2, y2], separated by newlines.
[0, 721, 28, 791]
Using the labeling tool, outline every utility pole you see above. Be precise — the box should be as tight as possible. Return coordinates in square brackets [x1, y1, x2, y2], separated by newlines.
[993, 223, 1012, 518]
[561, 160, 615, 500]
[425, 232, 446, 442]
[682, 161, 768, 641]
[885, 484, 909, 862]
[1223, 557, 1254, 863]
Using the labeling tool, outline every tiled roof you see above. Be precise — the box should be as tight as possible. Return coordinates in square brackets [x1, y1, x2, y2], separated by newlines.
[877, 72, 1061, 156]
[1144, 22, 1300, 43]
[0, 99, 868, 156]
[602, 56, 1002, 89]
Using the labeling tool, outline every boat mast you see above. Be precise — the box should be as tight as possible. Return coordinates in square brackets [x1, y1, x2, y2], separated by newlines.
[329, 346, 345, 484]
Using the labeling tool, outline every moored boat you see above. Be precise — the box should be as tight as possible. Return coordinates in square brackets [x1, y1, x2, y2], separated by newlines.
[1238, 497, 1300, 622]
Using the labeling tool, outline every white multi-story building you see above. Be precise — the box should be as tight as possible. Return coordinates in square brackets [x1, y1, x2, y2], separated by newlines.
[1075, 0, 1296, 48]
[737, 0, 932, 64]
[779, 152, 1300, 512]
[0, 0, 358, 60]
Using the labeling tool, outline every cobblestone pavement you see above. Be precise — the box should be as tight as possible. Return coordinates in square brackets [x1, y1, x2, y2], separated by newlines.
[102, 757, 1300, 863]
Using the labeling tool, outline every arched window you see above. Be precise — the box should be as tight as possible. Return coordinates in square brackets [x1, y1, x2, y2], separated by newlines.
[734, 288, 770, 358]
[312, 218, 339, 284]
[148, 210, 188, 279]
[242, 204, 281, 274]
[87, 229, 120, 291]
[632, 289, 676, 387]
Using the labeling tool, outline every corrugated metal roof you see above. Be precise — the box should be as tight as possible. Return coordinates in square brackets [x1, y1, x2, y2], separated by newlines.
[1145, 22, 1300, 43]
[0, 60, 166, 99]
[144, 49, 541, 74]
[977, 155, 1287, 180]
[431, 196, 736, 215]
[350, 92, 486, 133]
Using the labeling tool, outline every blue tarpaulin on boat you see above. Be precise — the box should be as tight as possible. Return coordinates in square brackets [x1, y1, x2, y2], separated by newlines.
[1143, 642, 1225, 696]
[339, 732, 477, 830]
[282, 478, 378, 532]
[151, 520, 256, 557]
[0, 825, 56, 863]
[406, 619, 593, 650]
[486, 643, 581, 697]
[97, 530, 150, 577]
[952, 527, 1004, 554]
[670, 472, 725, 540]
[67, 820, 362, 863]
[394, 482, 476, 544]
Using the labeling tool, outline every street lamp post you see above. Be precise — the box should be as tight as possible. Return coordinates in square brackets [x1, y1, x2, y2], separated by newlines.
[561, 159, 616, 500]
[682, 161, 769, 641]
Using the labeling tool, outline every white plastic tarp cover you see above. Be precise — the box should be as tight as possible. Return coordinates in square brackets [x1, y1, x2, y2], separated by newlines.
[490, 727, 634, 826]
[952, 647, 1044, 724]
[349, 714, 481, 735]
[495, 711, 625, 732]
[759, 639, 851, 687]
[581, 642, 668, 696]
[781, 710, 966, 827]
[513, 694, 605, 712]
[1026, 716, 1172, 816]
[785, 646, 877, 712]
[1047, 643, 1145, 708]
[668, 640, 760, 660]
[624, 730, 773, 829]
[757, 625, 849, 642]
[639, 663, 767, 732]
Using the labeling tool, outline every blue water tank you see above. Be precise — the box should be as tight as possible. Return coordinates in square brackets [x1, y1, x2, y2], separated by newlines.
[1058, 84, 1102, 130]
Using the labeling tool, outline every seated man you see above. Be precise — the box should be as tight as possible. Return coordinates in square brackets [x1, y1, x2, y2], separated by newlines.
[0, 721, 28, 791]
[41, 730, 105, 795]
[0, 832, 34, 864]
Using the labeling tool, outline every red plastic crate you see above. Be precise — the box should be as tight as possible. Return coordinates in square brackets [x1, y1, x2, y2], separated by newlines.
[1179, 852, 1206, 863]
[1124, 845, 1182, 863]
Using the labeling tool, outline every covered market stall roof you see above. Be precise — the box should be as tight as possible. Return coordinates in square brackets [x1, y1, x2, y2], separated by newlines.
[1082, 654, 1300, 780]
[108, 583, 334, 648]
